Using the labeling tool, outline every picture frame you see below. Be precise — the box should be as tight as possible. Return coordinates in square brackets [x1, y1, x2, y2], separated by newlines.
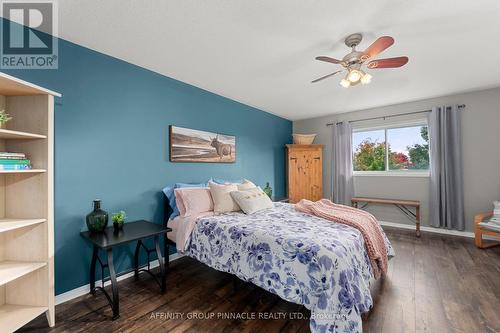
[169, 125, 236, 163]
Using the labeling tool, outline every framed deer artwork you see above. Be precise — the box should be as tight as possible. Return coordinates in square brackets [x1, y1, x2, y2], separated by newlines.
[169, 125, 236, 163]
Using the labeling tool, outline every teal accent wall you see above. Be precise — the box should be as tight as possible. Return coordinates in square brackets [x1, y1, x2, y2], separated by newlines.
[4, 37, 291, 294]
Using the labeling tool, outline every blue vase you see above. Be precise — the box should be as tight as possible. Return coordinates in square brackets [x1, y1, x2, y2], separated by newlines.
[86, 200, 108, 233]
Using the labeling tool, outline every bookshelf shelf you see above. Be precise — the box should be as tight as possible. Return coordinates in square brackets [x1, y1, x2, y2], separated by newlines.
[0, 218, 46, 233]
[0, 169, 46, 174]
[0, 304, 48, 333]
[0, 261, 47, 286]
[0, 73, 59, 331]
[0, 129, 46, 140]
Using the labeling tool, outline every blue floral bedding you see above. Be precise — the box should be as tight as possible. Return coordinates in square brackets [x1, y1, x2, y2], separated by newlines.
[187, 203, 394, 333]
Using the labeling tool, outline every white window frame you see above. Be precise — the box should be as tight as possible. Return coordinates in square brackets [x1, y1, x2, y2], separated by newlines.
[352, 120, 430, 177]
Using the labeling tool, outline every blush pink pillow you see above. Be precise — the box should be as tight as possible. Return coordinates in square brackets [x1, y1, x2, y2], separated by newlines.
[174, 188, 214, 217]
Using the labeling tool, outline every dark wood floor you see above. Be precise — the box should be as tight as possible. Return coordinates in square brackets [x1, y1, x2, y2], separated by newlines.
[21, 228, 500, 333]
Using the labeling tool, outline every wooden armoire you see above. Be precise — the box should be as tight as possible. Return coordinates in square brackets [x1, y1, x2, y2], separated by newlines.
[286, 144, 323, 203]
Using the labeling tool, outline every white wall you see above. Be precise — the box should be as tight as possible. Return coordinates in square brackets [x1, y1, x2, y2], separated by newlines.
[293, 87, 500, 232]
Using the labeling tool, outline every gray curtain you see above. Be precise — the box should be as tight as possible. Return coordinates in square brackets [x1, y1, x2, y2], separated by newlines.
[332, 121, 354, 205]
[428, 105, 465, 230]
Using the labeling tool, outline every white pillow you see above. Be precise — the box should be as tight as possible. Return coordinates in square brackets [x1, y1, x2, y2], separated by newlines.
[237, 179, 256, 191]
[230, 187, 273, 214]
[208, 181, 241, 213]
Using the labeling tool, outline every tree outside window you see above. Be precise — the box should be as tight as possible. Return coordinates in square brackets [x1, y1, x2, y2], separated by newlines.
[353, 125, 429, 172]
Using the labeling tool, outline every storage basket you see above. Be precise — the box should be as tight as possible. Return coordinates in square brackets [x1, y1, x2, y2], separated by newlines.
[292, 133, 316, 144]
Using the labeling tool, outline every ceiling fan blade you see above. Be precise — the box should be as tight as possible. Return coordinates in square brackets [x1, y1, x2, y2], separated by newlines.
[315, 56, 342, 64]
[311, 70, 342, 83]
[366, 56, 409, 69]
[363, 36, 394, 60]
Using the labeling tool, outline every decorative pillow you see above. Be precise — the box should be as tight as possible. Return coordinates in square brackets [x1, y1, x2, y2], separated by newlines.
[208, 181, 240, 213]
[174, 188, 213, 217]
[163, 182, 207, 219]
[230, 187, 273, 214]
[237, 179, 256, 191]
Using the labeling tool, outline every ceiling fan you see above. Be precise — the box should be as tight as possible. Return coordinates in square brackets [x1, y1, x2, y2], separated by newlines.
[312, 33, 408, 88]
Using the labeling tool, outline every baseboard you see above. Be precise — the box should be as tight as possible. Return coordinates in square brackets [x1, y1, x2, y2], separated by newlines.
[379, 220, 499, 241]
[55, 252, 184, 305]
[379, 220, 476, 237]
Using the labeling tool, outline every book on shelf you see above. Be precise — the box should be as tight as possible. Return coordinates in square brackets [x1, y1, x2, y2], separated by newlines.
[0, 152, 31, 170]
[0, 164, 32, 170]
[0, 152, 26, 158]
[0, 156, 27, 160]
[479, 222, 500, 232]
[0, 159, 30, 165]
[488, 218, 500, 225]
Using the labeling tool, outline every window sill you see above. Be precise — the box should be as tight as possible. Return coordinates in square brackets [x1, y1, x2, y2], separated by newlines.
[353, 171, 430, 178]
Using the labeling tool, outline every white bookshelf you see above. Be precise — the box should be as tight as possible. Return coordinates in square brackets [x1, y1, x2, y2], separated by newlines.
[0, 72, 60, 332]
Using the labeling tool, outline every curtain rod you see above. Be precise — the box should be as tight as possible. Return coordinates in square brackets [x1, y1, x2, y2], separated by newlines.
[326, 104, 466, 127]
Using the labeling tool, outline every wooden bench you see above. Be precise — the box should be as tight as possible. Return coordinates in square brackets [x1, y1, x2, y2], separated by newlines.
[351, 197, 421, 237]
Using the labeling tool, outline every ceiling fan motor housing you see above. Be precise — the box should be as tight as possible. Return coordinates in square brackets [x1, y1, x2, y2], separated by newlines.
[343, 51, 364, 66]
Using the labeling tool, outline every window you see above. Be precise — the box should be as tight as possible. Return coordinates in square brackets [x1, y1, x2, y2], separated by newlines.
[352, 124, 430, 174]
[352, 129, 386, 171]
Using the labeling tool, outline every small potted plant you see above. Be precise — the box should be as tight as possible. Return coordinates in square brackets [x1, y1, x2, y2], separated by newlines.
[112, 210, 126, 233]
[0, 110, 12, 129]
[263, 182, 272, 199]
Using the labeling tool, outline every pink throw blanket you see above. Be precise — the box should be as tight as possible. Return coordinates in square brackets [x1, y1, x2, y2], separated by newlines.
[295, 199, 388, 279]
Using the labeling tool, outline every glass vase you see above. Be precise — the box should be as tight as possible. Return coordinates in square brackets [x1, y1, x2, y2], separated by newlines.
[86, 200, 108, 233]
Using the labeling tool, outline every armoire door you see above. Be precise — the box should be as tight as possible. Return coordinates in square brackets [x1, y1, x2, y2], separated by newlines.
[286, 144, 323, 203]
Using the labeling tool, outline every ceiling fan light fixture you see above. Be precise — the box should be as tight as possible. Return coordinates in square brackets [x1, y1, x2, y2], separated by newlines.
[339, 79, 351, 88]
[347, 69, 363, 83]
[361, 73, 372, 85]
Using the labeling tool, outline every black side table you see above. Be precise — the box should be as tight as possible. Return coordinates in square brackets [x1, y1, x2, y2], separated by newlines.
[80, 220, 171, 320]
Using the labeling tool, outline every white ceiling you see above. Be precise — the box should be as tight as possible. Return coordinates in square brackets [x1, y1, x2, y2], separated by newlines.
[54, 0, 500, 120]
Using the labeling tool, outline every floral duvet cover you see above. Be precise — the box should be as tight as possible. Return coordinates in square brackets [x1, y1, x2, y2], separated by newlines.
[187, 203, 394, 333]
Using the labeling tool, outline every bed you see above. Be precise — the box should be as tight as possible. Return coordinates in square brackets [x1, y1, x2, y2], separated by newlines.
[164, 200, 394, 333]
